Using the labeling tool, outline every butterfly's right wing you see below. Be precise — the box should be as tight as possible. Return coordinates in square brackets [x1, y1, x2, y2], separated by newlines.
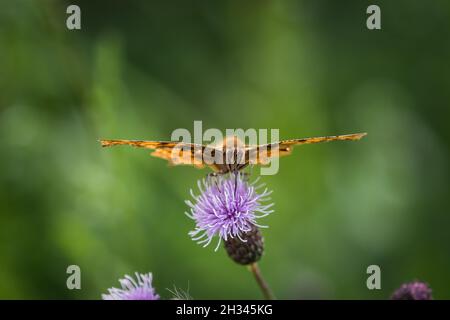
[100, 139, 219, 169]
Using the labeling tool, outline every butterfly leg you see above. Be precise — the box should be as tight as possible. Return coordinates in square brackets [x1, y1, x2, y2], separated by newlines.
[232, 170, 239, 195]
[240, 172, 251, 182]
[236, 165, 252, 182]
[206, 172, 222, 190]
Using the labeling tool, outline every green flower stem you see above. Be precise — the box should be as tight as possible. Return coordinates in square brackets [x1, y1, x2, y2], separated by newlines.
[249, 262, 275, 300]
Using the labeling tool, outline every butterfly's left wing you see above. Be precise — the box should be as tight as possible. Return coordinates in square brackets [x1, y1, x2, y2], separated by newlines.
[100, 139, 217, 169]
[246, 133, 367, 165]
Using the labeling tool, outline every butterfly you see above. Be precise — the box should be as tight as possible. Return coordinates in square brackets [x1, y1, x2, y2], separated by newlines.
[100, 133, 366, 174]
[100, 132, 367, 174]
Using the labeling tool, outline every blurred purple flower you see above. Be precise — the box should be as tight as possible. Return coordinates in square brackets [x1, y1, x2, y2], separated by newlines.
[102, 272, 160, 300]
[391, 281, 432, 300]
[186, 173, 274, 251]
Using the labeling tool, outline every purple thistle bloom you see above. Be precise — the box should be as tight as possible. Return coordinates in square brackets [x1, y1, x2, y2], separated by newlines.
[186, 173, 274, 251]
[391, 281, 432, 300]
[102, 272, 160, 300]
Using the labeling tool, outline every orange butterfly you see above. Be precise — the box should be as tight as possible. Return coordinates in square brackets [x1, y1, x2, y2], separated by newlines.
[100, 133, 366, 174]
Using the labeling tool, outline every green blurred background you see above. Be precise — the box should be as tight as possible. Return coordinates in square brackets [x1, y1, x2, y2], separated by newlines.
[1, 0, 449, 299]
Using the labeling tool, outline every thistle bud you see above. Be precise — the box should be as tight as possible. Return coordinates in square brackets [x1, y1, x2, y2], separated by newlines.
[224, 225, 264, 265]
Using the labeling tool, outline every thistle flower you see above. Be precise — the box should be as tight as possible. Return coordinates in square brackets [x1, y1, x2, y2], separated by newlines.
[391, 281, 432, 300]
[102, 272, 160, 300]
[186, 173, 274, 251]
